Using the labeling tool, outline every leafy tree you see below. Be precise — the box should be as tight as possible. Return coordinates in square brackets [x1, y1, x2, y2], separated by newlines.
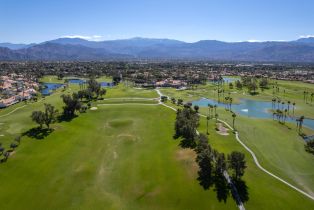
[43, 103, 58, 128]
[194, 105, 199, 113]
[195, 133, 213, 190]
[227, 151, 246, 180]
[232, 113, 237, 129]
[259, 78, 269, 91]
[161, 96, 168, 102]
[177, 99, 183, 106]
[215, 152, 226, 175]
[31, 111, 45, 128]
[99, 88, 107, 98]
[305, 140, 314, 155]
[10, 142, 18, 150]
[171, 97, 176, 104]
[61, 93, 82, 117]
[87, 78, 101, 99]
[174, 106, 199, 148]
[235, 80, 242, 89]
[248, 81, 258, 95]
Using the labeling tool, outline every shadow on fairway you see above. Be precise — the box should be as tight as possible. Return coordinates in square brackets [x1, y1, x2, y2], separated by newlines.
[214, 174, 230, 203]
[57, 114, 78, 123]
[233, 179, 249, 203]
[197, 172, 249, 204]
[23, 127, 53, 140]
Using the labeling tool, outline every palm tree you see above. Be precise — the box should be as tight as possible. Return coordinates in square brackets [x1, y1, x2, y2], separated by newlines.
[281, 101, 285, 111]
[287, 101, 291, 114]
[206, 116, 210, 135]
[208, 103, 211, 116]
[214, 105, 217, 115]
[292, 102, 296, 116]
[232, 113, 237, 129]
[229, 97, 233, 111]
[298, 116, 305, 134]
[215, 113, 219, 123]
[272, 110, 276, 120]
[283, 109, 288, 124]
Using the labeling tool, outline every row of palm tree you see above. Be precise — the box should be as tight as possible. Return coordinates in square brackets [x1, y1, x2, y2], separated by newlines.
[206, 103, 237, 134]
[271, 98, 296, 116]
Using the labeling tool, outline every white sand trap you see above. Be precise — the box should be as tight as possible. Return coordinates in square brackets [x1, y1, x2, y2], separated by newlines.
[241, 109, 248, 112]
[0, 134, 4, 137]
[90, 107, 98, 110]
[216, 123, 229, 136]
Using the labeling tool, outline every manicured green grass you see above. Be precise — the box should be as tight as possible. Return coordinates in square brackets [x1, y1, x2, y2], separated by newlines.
[40, 75, 64, 83]
[0, 105, 239, 210]
[202, 107, 314, 196]
[96, 75, 113, 82]
[0, 82, 313, 209]
[162, 82, 314, 198]
[197, 117, 314, 210]
[106, 84, 158, 98]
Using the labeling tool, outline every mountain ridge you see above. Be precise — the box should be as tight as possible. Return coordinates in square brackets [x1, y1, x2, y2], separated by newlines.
[1, 37, 314, 62]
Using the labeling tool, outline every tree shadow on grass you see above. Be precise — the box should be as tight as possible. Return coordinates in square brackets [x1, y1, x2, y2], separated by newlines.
[57, 114, 78, 123]
[232, 179, 249, 204]
[22, 127, 53, 140]
[214, 174, 230, 203]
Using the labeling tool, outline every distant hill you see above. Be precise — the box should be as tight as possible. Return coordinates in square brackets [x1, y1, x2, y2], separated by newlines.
[0, 42, 35, 50]
[1, 37, 314, 62]
[295, 37, 314, 44]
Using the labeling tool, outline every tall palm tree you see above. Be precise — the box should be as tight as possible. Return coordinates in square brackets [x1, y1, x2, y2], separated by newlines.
[287, 101, 291, 114]
[232, 113, 237, 129]
[284, 109, 288, 124]
[292, 102, 296, 116]
[207, 103, 211, 116]
[298, 116, 305, 134]
[229, 97, 233, 111]
[206, 116, 210, 135]
[281, 101, 285, 111]
[277, 99, 281, 109]
[214, 105, 217, 115]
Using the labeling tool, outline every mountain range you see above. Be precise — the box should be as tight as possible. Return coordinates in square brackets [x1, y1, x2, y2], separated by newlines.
[1, 37, 314, 62]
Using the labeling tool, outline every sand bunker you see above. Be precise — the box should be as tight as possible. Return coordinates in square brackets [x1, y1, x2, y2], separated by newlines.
[216, 123, 229, 136]
[90, 107, 98, 110]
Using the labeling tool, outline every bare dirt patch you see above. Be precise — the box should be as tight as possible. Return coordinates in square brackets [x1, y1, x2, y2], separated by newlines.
[175, 149, 198, 178]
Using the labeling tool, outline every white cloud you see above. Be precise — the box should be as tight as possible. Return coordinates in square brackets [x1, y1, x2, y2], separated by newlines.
[62, 35, 104, 41]
[236, 39, 286, 43]
[299, 35, 314, 38]
[246, 39, 264, 43]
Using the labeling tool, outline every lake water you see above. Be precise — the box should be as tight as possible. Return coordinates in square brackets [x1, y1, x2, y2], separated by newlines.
[100, 82, 114, 87]
[68, 79, 86, 84]
[192, 97, 314, 130]
[223, 77, 239, 83]
[41, 83, 63, 95]
[67, 79, 114, 87]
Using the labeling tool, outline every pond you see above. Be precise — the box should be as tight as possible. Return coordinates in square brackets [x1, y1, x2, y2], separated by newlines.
[192, 97, 314, 130]
[41, 83, 64, 95]
[100, 82, 114, 87]
[67, 79, 86, 84]
[222, 77, 239, 83]
[67, 79, 114, 87]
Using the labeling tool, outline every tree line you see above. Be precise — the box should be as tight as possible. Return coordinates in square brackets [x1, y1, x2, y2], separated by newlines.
[174, 105, 248, 203]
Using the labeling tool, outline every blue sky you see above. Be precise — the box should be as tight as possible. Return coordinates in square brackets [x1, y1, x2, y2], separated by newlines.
[0, 0, 313, 43]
